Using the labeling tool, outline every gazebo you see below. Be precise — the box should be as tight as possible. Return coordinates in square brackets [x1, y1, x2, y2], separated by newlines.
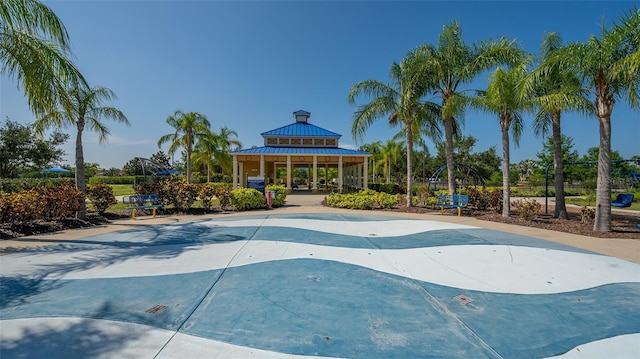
[230, 110, 370, 192]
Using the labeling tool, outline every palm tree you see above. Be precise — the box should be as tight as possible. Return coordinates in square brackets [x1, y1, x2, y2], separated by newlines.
[158, 110, 211, 183]
[528, 33, 592, 220]
[192, 134, 219, 183]
[0, 0, 85, 116]
[474, 63, 530, 217]
[545, 9, 639, 232]
[412, 21, 524, 196]
[36, 84, 129, 218]
[378, 140, 403, 184]
[349, 53, 440, 206]
[360, 141, 383, 183]
[215, 126, 242, 174]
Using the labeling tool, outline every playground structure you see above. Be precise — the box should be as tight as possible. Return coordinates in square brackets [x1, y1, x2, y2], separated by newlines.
[135, 157, 180, 181]
[427, 163, 486, 193]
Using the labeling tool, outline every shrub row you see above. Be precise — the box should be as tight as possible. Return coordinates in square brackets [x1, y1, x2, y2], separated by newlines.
[326, 189, 401, 210]
[0, 178, 75, 193]
[0, 183, 83, 222]
[135, 179, 287, 211]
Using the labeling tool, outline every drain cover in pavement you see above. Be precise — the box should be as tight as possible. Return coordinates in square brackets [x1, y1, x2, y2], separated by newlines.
[145, 304, 169, 314]
[453, 295, 474, 305]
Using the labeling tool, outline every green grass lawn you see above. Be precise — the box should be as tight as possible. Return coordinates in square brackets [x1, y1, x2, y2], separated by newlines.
[567, 195, 639, 211]
[109, 184, 136, 196]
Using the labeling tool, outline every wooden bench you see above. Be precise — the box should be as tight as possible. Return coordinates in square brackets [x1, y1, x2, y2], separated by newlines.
[436, 194, 469, 216]
[122, 194, 162, 220]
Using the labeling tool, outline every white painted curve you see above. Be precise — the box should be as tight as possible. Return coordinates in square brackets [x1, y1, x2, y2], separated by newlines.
[194, 218, 478, 237]
[2, 241, 638, 294]
[544, 333, 640, 358]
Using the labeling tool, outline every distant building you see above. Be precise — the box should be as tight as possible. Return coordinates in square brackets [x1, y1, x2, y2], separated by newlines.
[230, 110, 370, 192]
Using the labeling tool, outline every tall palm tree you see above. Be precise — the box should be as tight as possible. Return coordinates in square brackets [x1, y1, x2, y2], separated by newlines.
[474, 63, 530, 217]
[36, 84, 129, 218]
[0, 0, 85, 116]
[412, 21, 524, 196]
[158, 110, 211, 183]
[349, 53, 440, 206]
[545, 9, 639, 232]
[528, 32, 592, 219]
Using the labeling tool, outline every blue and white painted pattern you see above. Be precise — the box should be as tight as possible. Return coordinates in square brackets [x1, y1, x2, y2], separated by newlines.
[1, 214, 639, 358]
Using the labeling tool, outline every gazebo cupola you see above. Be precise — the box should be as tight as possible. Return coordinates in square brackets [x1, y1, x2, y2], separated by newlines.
[294, 110, 311, 123]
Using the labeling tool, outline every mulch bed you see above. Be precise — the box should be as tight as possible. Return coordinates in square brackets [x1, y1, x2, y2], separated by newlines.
[389, 205, 640, 239]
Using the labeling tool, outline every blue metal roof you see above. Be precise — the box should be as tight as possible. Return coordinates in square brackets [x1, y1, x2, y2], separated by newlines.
[261, 122, 342, 138]
[232, 147, 369, 155]
[292, 110, 311, 116]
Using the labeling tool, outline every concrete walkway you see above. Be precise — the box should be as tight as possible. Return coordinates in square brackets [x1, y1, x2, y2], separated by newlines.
[1, 194, 639, 358]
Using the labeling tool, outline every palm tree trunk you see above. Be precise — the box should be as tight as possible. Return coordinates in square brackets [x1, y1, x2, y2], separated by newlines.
[406, 125, 413, 207]
[386, 160, 390, 184]
[552, 111, 568, 219]
[501, 120, 511, 218]
[593, 114, 612, 232]
[75, 121, 86, 219]
[206, 162, 211, 183]
[444, 116, 456, 195]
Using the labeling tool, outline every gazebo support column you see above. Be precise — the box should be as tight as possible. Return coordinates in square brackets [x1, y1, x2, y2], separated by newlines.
[312, 156, 318, 192]
[286, 156, 292, 191]
[363, 159, 368, 189]
[338, 156, 343, 193]
[260, 155, 264, 181]
[232, 156, 238, 188]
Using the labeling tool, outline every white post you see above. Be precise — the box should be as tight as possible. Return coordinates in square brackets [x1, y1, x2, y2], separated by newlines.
[232, 156, 238, 188]
[286, 156, 292, 190]
[312, 156, 318, 191]
[363, 158, 368, 189]
[239, 162, 244, 187]
[260, 155, 264, 180]
[338, 156, 343, 193]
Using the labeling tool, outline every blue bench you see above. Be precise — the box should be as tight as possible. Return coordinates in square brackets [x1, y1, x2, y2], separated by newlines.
[611, 193, 634, 208]
[122, 194, 162, 219]
[436, 194, 469, 216]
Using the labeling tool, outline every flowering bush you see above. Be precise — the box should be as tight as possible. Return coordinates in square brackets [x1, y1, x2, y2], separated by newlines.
[512, 199, 542, 220]
[200, 182, 233, 209]
[0, 183, 83, 223]
[86, 184, 117, 215]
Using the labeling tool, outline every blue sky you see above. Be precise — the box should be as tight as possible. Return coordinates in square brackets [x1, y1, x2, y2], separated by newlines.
[1, 0, 638, 170]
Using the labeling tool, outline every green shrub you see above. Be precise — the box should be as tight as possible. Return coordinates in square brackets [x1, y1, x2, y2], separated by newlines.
[231, 188, 266, 211]
[326, 189, 398, 210]
[0, 178, 75, 193]
[467, 187, 490, 210]
[86, 184, 117, 215]
[511, 199, 542, 220]
[265, 185, 288, 207]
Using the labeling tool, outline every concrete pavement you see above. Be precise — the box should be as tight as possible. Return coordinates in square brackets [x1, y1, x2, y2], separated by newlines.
[1, 193, 639, 358]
